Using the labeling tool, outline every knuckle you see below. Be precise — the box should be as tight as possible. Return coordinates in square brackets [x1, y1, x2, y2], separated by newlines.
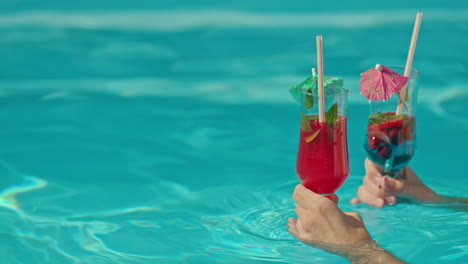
[357, 185, 366, 198]
[363, 174, 376, 187]
[313, 200, 327, 214]
[292, 185, 301, 200]
[362, 175, 367, 184]
[308, 200, 320, 211]
[300, 220, 314, 234]
[294, 205, 300, 215]
[376, 185, 390, 197]
[297, 232, 308, 241]
[348, 212, 361, 219]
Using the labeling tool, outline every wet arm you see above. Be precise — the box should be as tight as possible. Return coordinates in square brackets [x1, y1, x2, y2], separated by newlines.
[344, 245, 407, 264]
[404, 167, 468, 208]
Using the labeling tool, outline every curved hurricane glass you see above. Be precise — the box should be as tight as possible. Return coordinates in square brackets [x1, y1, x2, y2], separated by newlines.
[296, 88, 349, 199]
[363, 66, 420, 177]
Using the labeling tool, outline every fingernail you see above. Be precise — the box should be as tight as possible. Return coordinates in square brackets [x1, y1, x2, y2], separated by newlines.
[376, 199, 384, 208]
[386, 196, 396, 206]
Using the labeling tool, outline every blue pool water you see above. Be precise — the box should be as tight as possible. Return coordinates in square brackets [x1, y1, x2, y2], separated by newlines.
[0, 1, 467, 263]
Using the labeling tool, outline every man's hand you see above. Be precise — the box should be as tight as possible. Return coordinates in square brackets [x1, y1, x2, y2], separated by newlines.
[350, 159, 440, 207]
[287, 184, 372, 246]
[288, 184, 407, 263]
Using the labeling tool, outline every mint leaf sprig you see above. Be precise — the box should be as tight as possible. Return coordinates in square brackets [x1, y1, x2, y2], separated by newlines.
[324, 102, 339, 142]
[369, 112, 406, 125]
[304, 89, 314, 109]
[300, 113, 312, 132]
[325, 102, 338, 125]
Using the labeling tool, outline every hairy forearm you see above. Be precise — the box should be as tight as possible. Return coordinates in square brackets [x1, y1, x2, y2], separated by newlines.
[402, 167, 467, 206]
[346, 248, 406, 264]
[309, 241, 406, 264]
[438, 196, 468, 204]
[344, 242, 406, 264]
[430, 196, 468, 211]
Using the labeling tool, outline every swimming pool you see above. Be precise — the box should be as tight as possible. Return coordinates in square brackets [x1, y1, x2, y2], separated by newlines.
[0, 1, 467, 263]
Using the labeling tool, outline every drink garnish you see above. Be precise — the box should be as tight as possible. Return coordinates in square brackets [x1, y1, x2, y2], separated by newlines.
[305, 129, 321, 143]
[305, 115, 319, 121]
[367, 127, 390, 144]
[377, 144, 392, 159]
[300, 113, 312, 132]
[304, 89, 314, 109]
[325, 103, 338, 125]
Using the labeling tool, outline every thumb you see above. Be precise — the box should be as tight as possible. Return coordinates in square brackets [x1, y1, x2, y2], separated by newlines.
[381, 176, 406, 194]
[382, 176, 438, 202]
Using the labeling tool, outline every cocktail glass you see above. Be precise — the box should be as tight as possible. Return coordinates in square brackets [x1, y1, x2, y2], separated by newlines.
[364, 66, 419, 177]
[296, 88, 349, 200]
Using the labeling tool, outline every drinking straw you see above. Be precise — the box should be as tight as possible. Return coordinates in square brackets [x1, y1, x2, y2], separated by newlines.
[316, 36, 326, 123]
[396, 12, 423, 114]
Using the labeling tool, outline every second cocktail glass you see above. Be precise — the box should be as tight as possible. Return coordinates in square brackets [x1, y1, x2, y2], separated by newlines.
[363, 66, 419, 177]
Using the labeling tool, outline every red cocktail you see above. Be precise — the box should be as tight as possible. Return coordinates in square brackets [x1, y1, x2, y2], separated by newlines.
[295, 87, 349, 199]
[296, 115, 349, 195]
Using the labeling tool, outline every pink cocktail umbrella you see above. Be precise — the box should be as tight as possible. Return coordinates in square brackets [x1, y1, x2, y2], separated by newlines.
[360, 64, 409, 101]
